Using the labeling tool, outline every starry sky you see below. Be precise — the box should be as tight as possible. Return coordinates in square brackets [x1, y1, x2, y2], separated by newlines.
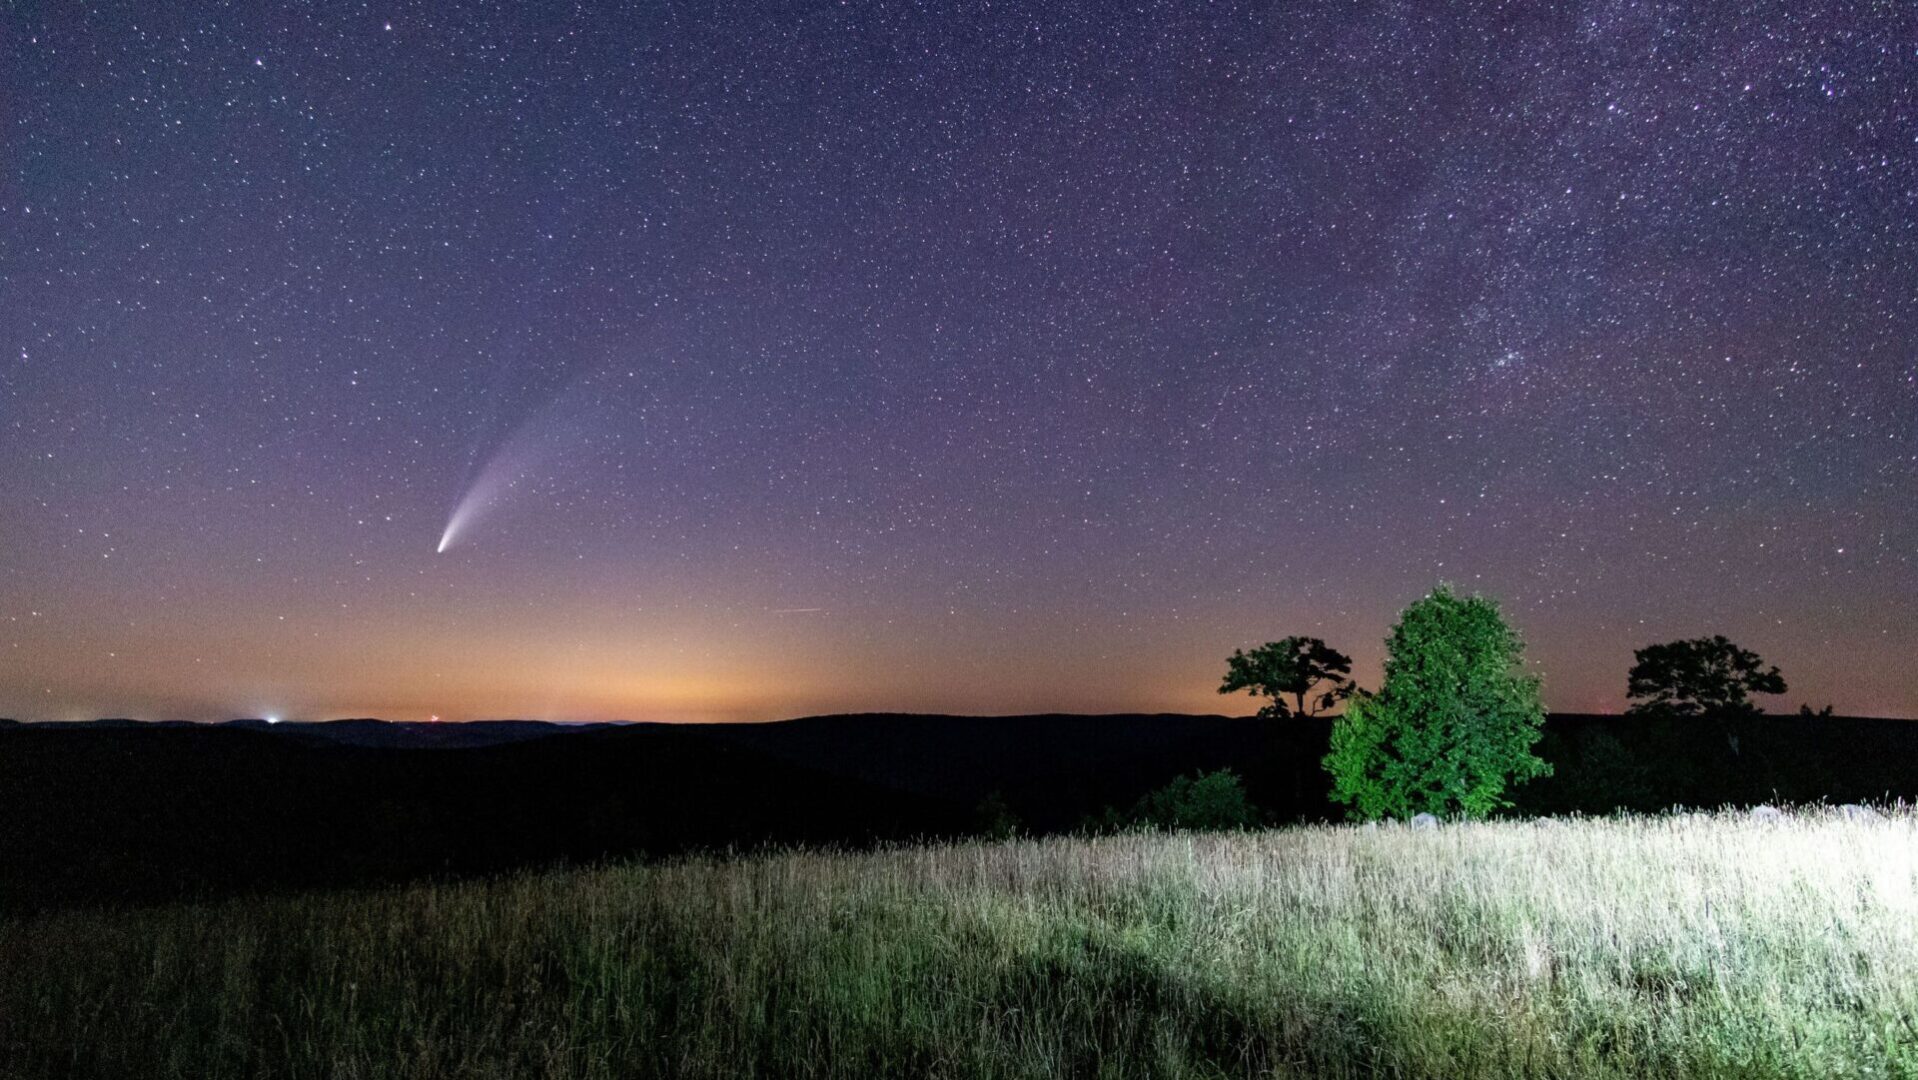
[3, 2, 1914, 723]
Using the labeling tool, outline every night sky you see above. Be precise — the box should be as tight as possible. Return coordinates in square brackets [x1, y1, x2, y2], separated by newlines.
[3, 3, 1914, 723]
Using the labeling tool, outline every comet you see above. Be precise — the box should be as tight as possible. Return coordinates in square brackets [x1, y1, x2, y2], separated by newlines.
[437, 369, 596, 554]
[436, 444, 532, 553]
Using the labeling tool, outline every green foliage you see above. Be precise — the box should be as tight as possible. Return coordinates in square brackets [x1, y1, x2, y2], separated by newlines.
[1130, 769, 1261, 830]
[1324, 586, 1550, 821]
[1218, 636, 1356, 719]
[1552, 728, 1657, 813]
[1087, 769, 1262, 832]
[1626, 636, 1787, 720]
[973, 790, 1023, 840]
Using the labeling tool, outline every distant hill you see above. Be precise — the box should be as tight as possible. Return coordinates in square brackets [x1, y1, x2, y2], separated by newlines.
[7, 717, 618, 748]
[220, 717, 622, 749]
[689, 713, 1315, 829]
[4, 711, 1916, 913]
[0, 722, 963, 914]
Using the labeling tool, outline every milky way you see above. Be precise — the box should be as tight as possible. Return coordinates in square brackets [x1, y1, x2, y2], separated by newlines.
[2, 2, 1913, 721]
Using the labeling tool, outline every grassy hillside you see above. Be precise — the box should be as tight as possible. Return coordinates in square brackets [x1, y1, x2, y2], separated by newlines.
[6, 811, 1916, 1079]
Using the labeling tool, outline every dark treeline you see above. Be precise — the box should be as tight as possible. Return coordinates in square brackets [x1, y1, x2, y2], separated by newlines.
[2, 711, 1914, 915]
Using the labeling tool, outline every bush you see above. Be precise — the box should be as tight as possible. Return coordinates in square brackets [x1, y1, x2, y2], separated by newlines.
[972, 790, 1023, 840]
[1095, 769, 1261, 831]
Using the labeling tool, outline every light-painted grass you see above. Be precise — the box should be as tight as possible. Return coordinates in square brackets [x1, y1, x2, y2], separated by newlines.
[5, 810, 1917, 1079]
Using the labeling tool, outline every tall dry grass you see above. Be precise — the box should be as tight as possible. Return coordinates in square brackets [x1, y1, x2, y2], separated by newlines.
[5, 810, 1916, 1078]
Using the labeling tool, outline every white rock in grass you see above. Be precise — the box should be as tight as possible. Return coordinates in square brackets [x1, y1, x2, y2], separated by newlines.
[1361, 820, 1380, 832]
[1410, 813, 1440, 830]
[1837, 803, 1883, 823]
[1749, 805, 1784, 823]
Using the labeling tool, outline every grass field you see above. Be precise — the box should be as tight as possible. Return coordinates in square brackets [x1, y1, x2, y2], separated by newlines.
[5, 811, 1917, 1079]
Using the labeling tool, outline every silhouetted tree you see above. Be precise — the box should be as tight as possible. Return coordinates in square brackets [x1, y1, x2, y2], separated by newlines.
[1219, 636, 1356, 719]
[1323, 587, 1550, 820]
[1626, 636, 1786, 757]
[1626, 636, 1786, 719]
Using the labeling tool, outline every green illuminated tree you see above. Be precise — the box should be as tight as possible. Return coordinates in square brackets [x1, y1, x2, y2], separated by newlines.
[1218, 636, 1356, 719]
[1324, 587, 1550, 821]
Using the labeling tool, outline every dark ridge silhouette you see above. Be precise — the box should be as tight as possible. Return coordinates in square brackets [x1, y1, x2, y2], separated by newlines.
[692, 713, 1300, 829]
[0, 724, 963, 915]
[219, 717, 622, 749]
[3, 711, 1915, 914]
[1517, 712, 1918, 814]
[17, 718, 199, 729]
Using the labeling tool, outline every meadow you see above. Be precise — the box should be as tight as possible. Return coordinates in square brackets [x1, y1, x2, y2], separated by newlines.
[5, 810, 1916, 1079]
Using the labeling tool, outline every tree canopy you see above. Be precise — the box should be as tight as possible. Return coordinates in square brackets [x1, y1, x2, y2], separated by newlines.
[1626, 636, 1786, 720]
[1323, 587, 1550, 821]
[1218, 636, 1356, 719]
